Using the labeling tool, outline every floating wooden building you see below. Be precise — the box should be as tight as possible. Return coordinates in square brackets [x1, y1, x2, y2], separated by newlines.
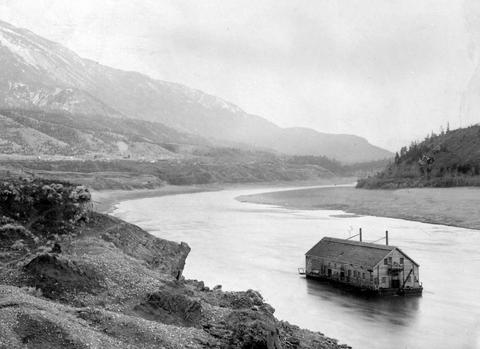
[303, 231, 422, 296]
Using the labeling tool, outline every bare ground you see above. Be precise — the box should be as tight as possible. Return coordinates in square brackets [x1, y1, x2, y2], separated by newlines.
[91, 185, 221, 213]
[237, 186, 480, 230]
[91, 177, 355, 213]
[0, 212, 349, 349]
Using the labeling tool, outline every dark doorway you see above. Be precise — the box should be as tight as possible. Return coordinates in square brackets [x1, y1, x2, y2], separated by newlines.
[392, 279, 400, 288]
[327, 269, 332, 277]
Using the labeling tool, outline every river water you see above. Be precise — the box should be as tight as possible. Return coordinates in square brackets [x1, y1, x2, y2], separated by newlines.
[112, 186, 480, 349]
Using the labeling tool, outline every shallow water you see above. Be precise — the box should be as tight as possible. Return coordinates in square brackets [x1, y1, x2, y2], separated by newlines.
[113, 186, 480, 349]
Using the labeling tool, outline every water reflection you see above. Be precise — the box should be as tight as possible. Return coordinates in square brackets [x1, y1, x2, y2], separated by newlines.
[305, 278, 420, 325]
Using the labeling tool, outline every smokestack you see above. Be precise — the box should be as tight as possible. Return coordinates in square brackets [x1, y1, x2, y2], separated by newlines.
[359, 228, 362, 242]
[385, 230, 389, 246]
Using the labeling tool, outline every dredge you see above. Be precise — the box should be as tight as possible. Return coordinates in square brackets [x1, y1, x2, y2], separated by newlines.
[299, 229, 423, 296]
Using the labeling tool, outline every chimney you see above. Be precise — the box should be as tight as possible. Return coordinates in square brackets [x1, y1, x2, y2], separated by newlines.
[385, 230, 389, 246]
[359, 228, 362, 242]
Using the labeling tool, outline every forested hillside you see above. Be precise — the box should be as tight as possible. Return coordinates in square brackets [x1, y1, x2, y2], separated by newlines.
[357, 124, 480, 188]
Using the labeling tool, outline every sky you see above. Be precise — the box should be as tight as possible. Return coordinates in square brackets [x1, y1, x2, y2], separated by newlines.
[0, 0, 479, 151]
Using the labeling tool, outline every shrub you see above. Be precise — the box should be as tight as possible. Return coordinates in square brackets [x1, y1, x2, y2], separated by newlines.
[0, 178, 92, 236]
[11, 240, 26, 250]
[0, 223, 37, 249]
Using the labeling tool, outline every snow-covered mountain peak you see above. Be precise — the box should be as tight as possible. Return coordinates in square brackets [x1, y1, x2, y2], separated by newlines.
[0, 20, 89, 86]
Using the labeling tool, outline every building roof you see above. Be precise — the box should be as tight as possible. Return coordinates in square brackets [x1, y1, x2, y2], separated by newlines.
[305, 237, 417, 269]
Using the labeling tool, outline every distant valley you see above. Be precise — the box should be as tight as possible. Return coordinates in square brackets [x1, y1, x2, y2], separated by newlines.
[0, 19, 393, 189]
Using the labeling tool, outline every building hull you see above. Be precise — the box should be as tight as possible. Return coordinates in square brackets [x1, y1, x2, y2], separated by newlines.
[305, 273, 423, 296]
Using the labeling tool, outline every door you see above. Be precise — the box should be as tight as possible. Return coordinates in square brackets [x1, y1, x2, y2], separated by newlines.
[391, 279, 400, 288]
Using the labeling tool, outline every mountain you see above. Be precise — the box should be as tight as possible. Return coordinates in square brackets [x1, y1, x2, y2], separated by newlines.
[0, 20, 391, 163]
[357, 125, 480, 188]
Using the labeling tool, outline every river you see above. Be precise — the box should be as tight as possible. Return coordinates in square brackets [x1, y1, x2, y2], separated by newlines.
[112, 185, 480, 349]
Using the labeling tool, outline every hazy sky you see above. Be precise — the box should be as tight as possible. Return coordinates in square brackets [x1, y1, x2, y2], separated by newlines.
[1, 0, 479, 150]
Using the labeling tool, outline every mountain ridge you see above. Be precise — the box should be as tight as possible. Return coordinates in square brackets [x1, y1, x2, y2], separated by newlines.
[0, 19, 392, 163]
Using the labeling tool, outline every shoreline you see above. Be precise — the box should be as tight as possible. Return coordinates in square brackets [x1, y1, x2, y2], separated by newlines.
[91, 177, 356, 214]
[91, 185, 221, 214]
[237, 186, 480, 231]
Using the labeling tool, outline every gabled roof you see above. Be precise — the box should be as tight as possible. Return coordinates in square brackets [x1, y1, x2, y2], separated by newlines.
[306, 237, 411, 269]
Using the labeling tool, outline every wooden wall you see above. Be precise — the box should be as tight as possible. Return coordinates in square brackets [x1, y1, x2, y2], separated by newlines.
[306, 247, 420, 290]
[377, 249, 420, 289]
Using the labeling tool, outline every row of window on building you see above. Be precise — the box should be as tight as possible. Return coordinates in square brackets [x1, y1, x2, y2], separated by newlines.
[383, 257, 404, 265]
[347, 269, 368, 279]
[327, 257, 406, 270]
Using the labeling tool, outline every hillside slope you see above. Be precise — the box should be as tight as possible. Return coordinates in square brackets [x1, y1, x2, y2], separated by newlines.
[0, 178, 347, 349]
[0, 20, 391, 163]
[0, 108, 211, 160]
[0, 108, 356, 189]
[357, 125, 480, 188]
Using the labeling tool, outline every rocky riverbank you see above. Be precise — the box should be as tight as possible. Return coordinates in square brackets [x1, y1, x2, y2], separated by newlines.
[0, 179, 349, 349]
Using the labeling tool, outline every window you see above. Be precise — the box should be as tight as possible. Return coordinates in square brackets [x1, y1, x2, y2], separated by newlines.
[384, 258, 388, 265]
[407, 275, 411, 282]
[388, 257, 392, 264]
[381, 277, 387, 284]
[348, 270, 351, 277]
[362, 273, 365, 279]
[400, 257, 404, 264]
